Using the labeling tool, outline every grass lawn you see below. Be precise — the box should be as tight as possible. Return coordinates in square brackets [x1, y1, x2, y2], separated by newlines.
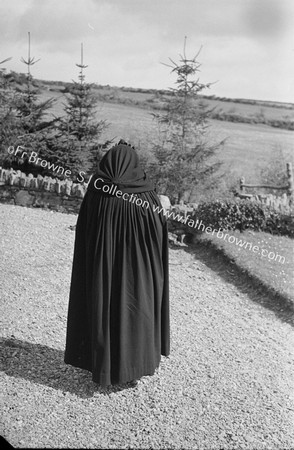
[195, 229, 294, 304]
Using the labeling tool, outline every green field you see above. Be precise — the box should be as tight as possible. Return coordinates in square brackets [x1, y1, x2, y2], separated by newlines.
[42, 87, 294, 187]
[44, 82, 294, 120]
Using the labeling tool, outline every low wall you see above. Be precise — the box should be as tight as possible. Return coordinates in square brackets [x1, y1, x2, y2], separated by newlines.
[0, 168, 87, 214]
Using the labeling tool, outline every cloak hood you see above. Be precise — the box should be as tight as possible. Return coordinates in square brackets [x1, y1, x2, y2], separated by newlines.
[88, 141, 154, 194]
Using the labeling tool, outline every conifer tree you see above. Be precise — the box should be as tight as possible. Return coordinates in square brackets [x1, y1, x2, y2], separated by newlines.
[54, 43, 109, 178]
[8, 32, 58, 174]
[149, 38, 224, 202]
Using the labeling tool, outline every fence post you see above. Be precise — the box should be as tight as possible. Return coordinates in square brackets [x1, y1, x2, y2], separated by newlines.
[287, 162, 293, 205]
[240, 177, 245, 193]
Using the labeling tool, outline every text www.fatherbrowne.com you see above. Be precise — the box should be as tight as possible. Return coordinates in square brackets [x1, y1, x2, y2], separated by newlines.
[153, 204, 286, 265]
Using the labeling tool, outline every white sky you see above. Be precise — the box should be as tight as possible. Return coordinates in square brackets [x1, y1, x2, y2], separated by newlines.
[1, 0, 293, 102]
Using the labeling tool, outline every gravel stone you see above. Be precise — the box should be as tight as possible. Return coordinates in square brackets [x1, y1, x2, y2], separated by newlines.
[0, 203, 293, 449]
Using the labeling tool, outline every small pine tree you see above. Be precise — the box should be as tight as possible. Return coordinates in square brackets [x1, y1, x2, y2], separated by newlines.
[149, 38, 224, 203]
[8, 32, 58, 174]
[54, 43, 108, 178]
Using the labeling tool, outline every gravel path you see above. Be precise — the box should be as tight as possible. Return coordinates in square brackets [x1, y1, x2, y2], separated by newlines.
[1, 204, 294, 449]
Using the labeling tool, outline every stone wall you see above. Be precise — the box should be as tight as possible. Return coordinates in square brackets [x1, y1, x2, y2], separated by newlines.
[0, 168, 87, 214]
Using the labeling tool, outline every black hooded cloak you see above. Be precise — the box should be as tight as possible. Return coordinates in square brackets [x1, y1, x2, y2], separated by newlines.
[64, 142, 170, 387]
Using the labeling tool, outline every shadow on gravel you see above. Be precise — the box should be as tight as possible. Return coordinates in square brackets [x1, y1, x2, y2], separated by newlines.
[176, 239, 294, 328]
[0, 337, 138, 398]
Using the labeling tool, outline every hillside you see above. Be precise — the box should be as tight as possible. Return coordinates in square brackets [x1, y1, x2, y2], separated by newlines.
[8, 71, 293, 126]
[2, 72, 293, 194]
[39, 85, 294, 189]
[41, 79, 294, 128]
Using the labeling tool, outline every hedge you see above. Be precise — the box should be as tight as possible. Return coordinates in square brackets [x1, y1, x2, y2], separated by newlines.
[192, 199, 294, 238]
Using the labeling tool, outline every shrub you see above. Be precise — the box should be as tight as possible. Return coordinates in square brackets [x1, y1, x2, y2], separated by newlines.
[192, 199, 294, 237]
[263, 211, 294, 238]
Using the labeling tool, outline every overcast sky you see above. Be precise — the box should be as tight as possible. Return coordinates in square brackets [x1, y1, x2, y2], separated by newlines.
[1, 0, 293, 102]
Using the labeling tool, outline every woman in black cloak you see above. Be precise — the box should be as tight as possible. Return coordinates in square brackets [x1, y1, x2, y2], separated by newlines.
[64, 140, 170, 387]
